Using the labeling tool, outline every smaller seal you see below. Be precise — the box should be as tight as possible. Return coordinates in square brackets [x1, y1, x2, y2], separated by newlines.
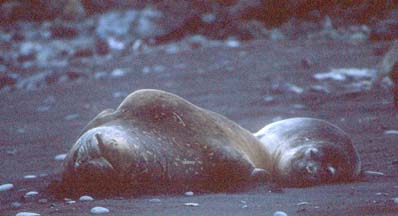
[254, 118, 361, 187]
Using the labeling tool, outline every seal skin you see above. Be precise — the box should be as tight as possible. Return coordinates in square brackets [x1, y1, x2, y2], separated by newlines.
[61, 89, 272, 194]
[254, 118, 361, 187]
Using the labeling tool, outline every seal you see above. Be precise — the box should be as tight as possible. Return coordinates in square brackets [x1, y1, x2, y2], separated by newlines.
[60, 89, 272, 194]
[254, 117, 362, 187]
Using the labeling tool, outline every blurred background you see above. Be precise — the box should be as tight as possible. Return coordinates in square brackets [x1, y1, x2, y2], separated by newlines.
[0, 0, 397, 94]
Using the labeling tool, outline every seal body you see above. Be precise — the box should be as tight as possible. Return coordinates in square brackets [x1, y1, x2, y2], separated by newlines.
[61, 89, 272, 194]
[254, 118, 361, 187]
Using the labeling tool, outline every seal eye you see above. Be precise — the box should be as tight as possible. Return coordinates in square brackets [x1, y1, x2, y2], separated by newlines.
[327, 165, 336, 176]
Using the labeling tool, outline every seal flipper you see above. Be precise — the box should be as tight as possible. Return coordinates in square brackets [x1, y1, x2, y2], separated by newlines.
[250, 168, 271, 183]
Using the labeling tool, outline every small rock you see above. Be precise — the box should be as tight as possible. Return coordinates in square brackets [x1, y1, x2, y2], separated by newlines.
[54, 154, 67, 161]
[392, 197, 398, 204]
[17, 128, 26, 134]
[64, 113, 80, 120]
[90, 206, 110, 214]
[184, 191, 194, 196]
[0, 183, 14, 191]
[36, 106, 50, 112]
[24, 175, 37, 179]
[142, 66, 151, 74]
[38, 198, 48, 204]
[66, 200, 76, 204]
[107, 37, 125, 50]
[225, 40, 240, 48]
[384, 130, 398, 135]
[112, 92, 127, 98]
[11, 202, 22, 209]
[79, 195, 94, 201]
[6, 149, 17, 155]
[296, 202, 309, 206]
[376, 192, 389, 196]
[263, 95, 274, 103]
[286, 83, 304, 94]
[364, 170, 385, 176]
[16, 212, 40, 216]
[25, 191, 39, 197]
[273, 211, 288, 216]
[110, 69, 126, 78]
[184, 202, 199, 207]
[149, 198, 161, 203]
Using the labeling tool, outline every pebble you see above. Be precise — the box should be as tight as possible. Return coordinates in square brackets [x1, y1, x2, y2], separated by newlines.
[54, 154, 67, 161]
[149, 198, 161, 203]
[225, 40, 240, 48]
[25, 191, 39, 197]
[273, 211, 288, 216]
[184, 191, 194, 196]
[392, 197, 398, 204]
[184, 202, 199, 207]
[363, 170, 385, 176]
[79, 195, 94, 201]
[64, 113, 80, 120]
[24, 175, 37, 179]
[66, 200, 76, 204]
[6, 149, 17, 155]
[11, 202, 22, 209]
[107, 37, 125, 50]
[384, 130, 398, 135]
[36, 106, 50, 112]
[0, 183, 14, 191]
[296, 202, 309, 206]
[38, 198, 48, 204]
[110, 68, 126, 78]
[90, 206, 110, 214]
[16, 212, 40, 216]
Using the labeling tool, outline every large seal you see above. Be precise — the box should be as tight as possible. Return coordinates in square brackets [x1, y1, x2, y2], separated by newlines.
[60, 89, 271, 194]
[254, 117, 362, 187]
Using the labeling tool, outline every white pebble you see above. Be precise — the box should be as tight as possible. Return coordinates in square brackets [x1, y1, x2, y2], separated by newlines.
[110, 68, 126, 78]
[296, 202, 309, 206]
[184, 202, 199, 207]
[149, 198, 161, 203]
[90, 206, 110, 214]
[142, 66, 151, 74]
[24, 175, 37, 179]
[364, 170, 385, 176]
[79, 195, 94, 201]
[25, 191, 39, 196]
[225, 40, 240, 48]
[54, 154, 67, 161]
[0, 183, 14, 191]
[11, 202, 22, 209]
[64, 113, 80, 120]
[273, 211, 288, 216]
[384, 130, 398, 135]
[392, 197, 398, 204]
[66, 200, 76, 204]
[184, 191, 194, 196]
[16, 212, 40, 216]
